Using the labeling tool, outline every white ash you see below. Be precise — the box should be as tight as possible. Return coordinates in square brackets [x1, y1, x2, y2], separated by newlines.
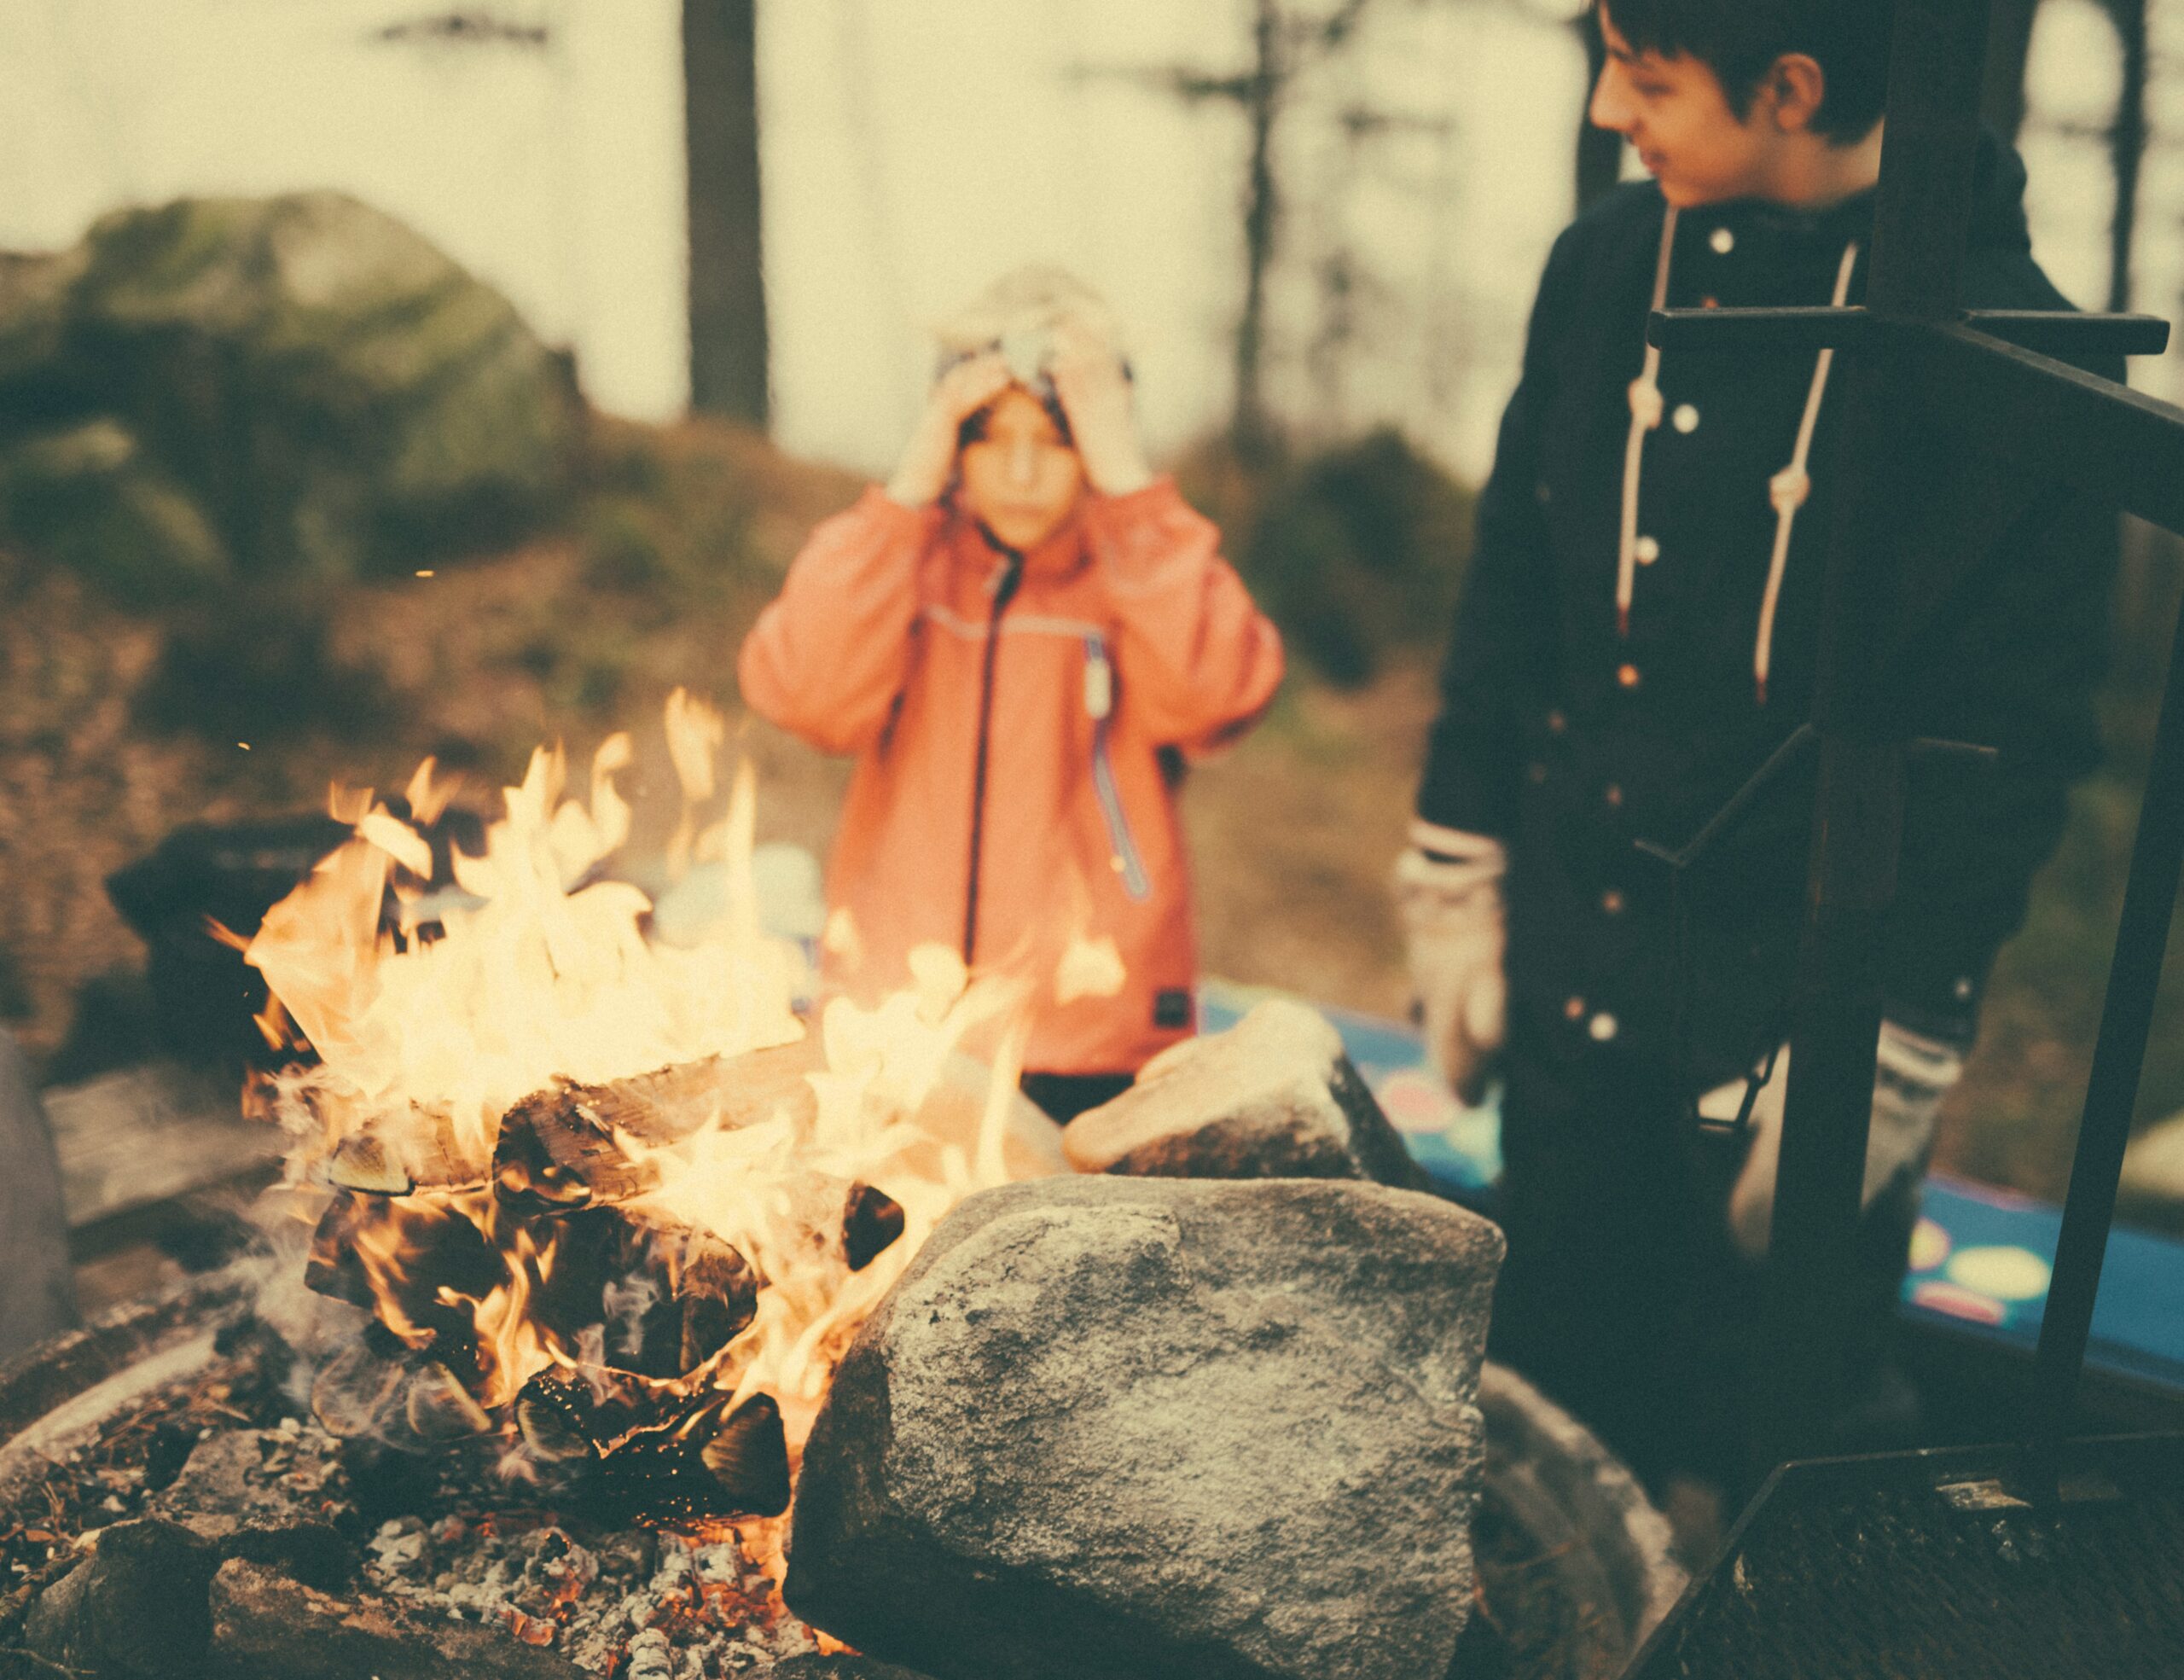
[357, 1485, 818, 1675]
[151, 1418, 819, 1677]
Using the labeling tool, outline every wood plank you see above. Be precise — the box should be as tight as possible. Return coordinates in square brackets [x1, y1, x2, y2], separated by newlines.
[43, 1063, 284, 1230]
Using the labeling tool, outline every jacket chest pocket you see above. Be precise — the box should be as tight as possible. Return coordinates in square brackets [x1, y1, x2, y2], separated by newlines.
[1081, 632, 1152, 902]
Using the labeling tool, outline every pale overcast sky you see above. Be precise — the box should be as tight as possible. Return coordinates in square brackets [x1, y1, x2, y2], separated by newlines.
[0, 0, 2165, 480]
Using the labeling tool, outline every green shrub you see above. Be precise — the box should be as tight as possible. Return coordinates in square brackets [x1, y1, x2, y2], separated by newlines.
[1180, 427, 1475, 688]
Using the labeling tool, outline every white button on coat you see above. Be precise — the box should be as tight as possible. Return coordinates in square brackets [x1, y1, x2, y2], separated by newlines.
[1635, 535, 1660, 564]
[1589, 1012, 1620, 1043]
[1710, 226, 1735, 254]
[1672, 403, 1700, 433]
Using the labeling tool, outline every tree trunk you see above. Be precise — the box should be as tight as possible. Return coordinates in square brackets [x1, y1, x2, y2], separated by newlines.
[1573, 13, 1622, 213]
[1232, 0, 1281, 464]
[2105, 0, 2147, 312]
[683, 0, 770, 426]
[1981, 0, 2042, 142]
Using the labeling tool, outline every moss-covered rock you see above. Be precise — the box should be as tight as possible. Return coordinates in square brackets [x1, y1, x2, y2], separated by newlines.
[0, 191, 579, 597]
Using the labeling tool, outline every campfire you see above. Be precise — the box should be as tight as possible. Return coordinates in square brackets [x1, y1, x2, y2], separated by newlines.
[2, 691, 1683, 1680]
[229, 693, 1058, 1625]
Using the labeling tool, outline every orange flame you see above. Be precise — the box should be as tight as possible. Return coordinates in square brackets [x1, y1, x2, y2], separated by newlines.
[246, 691, 1062, 1480]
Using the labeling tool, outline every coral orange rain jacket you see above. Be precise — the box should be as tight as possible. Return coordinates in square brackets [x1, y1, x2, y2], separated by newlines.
[739, 479, 1283, 1075]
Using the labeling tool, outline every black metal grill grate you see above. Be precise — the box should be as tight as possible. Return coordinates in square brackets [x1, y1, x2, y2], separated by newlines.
[1626, 1435, 2184, 1677]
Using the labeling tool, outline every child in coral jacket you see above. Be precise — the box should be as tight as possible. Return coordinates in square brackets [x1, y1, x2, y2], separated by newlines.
[739, 269, 1284, 1122]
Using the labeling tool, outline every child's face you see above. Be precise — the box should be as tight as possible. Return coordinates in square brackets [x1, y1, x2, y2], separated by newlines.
[1589, 7, 1779, 208]
[958, 387, 1085, 553]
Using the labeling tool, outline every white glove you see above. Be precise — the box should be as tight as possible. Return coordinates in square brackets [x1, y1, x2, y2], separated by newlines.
[1396, 820, 1508, 1105]
[1710, 1020, 1964, 1261]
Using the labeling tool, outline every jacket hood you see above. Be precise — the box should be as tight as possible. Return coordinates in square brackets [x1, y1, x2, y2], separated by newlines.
[1701, 127, 2034, 257]
[1963, 128, 2036, 255]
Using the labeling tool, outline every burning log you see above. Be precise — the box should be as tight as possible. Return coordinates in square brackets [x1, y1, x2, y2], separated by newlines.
[327, 1102, 477, 1195]
[304, 1190, 505, 1388]
[493, 1041, 825, 1212]
[514, 1369, 791, 1524]
[515, 1369, 605, 1463]
[529, 1205, 758, 1381]
[601, 1390, 792, 1525]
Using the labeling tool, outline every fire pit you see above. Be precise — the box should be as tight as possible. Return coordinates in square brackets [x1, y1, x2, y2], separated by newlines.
[0, 1275, 1680, 1679]
[2, 697, 1680, 1678]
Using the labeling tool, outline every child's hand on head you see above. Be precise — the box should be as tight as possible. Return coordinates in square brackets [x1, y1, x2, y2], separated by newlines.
[1049, 326, 1152, 497]
[887, 352, 1013, 507]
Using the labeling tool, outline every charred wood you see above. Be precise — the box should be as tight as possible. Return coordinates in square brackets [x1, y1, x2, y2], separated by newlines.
[305, 1192, 504, 1319]
[513, 1372, 789, 1524]
[842, 1182, 905, 1272]
[603, 1390, 790, 1525]
[529, 1205, 758, 1381]
[311, 1333, 490, 1450]
[515, 1369, 603, 1463]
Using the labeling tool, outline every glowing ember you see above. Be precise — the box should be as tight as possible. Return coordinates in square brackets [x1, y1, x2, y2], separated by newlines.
[242, 690, 1060, 1534]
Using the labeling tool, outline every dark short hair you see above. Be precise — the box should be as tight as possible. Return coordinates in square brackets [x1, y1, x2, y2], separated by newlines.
[1600, 0, 1895, 142]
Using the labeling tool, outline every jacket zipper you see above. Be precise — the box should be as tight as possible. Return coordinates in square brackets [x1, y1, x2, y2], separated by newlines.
[1083, 632, 1152, 901]
[962, 544, 1025, 965]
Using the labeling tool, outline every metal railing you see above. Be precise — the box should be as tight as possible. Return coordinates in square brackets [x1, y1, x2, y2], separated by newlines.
[1645, 0, 2184, 1493]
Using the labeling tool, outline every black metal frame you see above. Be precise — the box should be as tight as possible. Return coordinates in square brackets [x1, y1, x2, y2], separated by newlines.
[1647, 0, 2184, 1491]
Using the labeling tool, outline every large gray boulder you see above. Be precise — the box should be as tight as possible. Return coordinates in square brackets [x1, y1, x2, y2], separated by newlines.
[1062, 998, 1427, 1189]
[0, 1029, 76, 1365]
[786, 1176, 1503, 1680]
[0, 191, 578, 598]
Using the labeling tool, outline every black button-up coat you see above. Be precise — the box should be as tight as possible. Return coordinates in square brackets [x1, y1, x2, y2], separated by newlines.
[1418, 139, 2117, 1092]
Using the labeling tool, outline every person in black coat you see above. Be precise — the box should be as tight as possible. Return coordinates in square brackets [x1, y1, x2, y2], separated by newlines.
[1400, 0, 2117, 1487]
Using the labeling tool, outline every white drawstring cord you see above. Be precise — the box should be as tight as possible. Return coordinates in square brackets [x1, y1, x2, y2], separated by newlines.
[1753, 238, 1859, 703]
[1617, 207, 1678, 637]
[1615, 210, 1861, 704]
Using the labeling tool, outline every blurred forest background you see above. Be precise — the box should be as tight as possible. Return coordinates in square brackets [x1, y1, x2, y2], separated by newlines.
[5, 0, 2184, 1225]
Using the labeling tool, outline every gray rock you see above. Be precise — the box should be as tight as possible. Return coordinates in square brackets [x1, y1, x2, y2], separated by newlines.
[786, 1175, 1503, 1680]
[154, 1429, 304, 1542]
[1062, 998, 1426, 1189]
[0, 1029, 76, 1364]
[154, 1427, 358, 1590]
[23, 1518, 218, 1677]
[209, 1558, 588, 1679]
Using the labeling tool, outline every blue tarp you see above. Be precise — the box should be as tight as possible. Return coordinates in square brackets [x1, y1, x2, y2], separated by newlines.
[1199, 979, 2184, 1398]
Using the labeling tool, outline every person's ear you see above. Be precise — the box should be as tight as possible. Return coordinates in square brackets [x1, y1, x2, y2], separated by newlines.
[1762, 52, 1827, 134]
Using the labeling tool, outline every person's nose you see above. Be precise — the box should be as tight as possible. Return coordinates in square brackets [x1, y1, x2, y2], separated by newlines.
[1589, 61, 1636, 135]
[1008, 438, 1039, 489]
